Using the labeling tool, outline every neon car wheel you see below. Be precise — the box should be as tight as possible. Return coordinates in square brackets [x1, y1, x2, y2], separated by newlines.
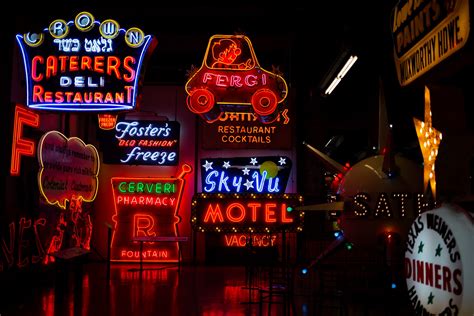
[187, 89, 215, 114]
[251, 89, 278, 117]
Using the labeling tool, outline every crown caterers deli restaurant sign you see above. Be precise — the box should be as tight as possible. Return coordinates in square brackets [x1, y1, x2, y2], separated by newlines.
[391, 0, 470, 86]
[16, 11, 156, 111]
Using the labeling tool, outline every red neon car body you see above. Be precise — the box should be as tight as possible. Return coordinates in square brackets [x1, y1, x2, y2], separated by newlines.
[185, 35, 288, 124]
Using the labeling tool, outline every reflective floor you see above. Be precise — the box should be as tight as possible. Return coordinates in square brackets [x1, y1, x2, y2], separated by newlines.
[1, 262, 415, 315]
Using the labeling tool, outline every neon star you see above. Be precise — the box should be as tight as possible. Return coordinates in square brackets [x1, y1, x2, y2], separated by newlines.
[223, 161, 230, 169]
[250, 158, 258, 165]
[242, 167, 250, 175]
[278, 157, 286, 165]
[202, 160, 213, 171]
[435, 244, 442, 257]
[413, 86, 442, 199]
[418, 241, 424, 254]
[243, 179, 254, 190]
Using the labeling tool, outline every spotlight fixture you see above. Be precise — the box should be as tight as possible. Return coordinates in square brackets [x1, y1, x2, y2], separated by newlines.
[320, 50, 358, 96]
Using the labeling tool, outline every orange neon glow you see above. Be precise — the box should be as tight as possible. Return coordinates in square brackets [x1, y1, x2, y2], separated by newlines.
[192, 193, 304, 233]
[223, 234, 277, 247]
[110, 164, 192, 262]
[202, 202, 293, 224]
[185, 35, 288, 124]
[226, 203, 246, 223]
[133, 214, 156, 237]
[10, 104, 40, 176]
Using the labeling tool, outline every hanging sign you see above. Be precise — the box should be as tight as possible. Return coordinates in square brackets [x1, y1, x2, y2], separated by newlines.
[405, 204, 474, 315]
[185, 34, 288, 124]
[192, 193, 304, 233]
[391, 0, 470, 86]
[200, 107, 292, 149]
[38, 131, 100, 209]
[101, 119, 180, 165]
[200, 156, 292, 194]
[16, 11, 157, 111]
[110, 164, 191, 262]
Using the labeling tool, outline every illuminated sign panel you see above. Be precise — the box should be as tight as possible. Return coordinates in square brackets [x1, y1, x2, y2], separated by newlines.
[101, 119, 180, 165]
[16, 11, 157, 111]
[38, 131, 100, 209]
[192, 193, 303, 233]
[405, 205, 474, 315]
[391, 0, 470, 85]
[110, 165, 191, 262]
[11, 104, 40, 176]
[200, 108, 292, 149]
[223, 233, 277, 247]
[185, 34, 288, 124]
[201, 156, 291, 194]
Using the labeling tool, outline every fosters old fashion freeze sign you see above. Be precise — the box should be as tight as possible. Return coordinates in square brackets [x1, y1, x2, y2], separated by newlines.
[391, 0, 470, 86]
[16, 11, 156, 111]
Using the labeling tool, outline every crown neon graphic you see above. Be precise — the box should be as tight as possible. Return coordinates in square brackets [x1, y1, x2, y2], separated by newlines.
[16, 11, 157, 112]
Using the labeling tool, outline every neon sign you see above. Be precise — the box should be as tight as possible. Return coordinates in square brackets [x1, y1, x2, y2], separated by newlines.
[192, 193, 303, 233]
[10, 104, 40, 176]
[38, 131, 100, 209]
[200, 108, 292, 149]
[223, 234, 277, 248]
[201, 156, 291, 194]
[16, 11, 157, 111]
[101, 119, 180, 165]
[405, 205, 474, 315]
[185, 34, 288, 124]
[352, 192, 433, 218]
[110, 164, 191, 262]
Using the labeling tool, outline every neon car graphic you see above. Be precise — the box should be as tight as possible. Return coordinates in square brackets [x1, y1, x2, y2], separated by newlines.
[185, 35, 288, 124]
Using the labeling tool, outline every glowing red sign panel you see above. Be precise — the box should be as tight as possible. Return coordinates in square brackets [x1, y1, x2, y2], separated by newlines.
[192, 193, 303, 233]
[10, 104, 40, 176]
[110, 164, 191, 262]
[185, 35, 288, 124]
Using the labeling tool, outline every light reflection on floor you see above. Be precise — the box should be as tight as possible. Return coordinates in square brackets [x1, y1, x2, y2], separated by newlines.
[1, 263, 415, 316]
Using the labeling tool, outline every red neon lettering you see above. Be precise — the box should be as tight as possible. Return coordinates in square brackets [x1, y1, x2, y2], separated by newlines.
[248, 203, 260, 222]
[18, 218, 32, 268]
[226, 203, 245, 223]
[281, 203, 293, 223]
[10, 105, 40, 176]
[123, 56, 136, 82]
[216, 75, 227, 87]
[265, 203, 277, 223]
[230, 75, 243, 87]
[33, 85, 44, 102]
[1, 222, 15, 268]
[32, 218, 47, 264]
[133, 214, 156, 237]
[94, 56, 104, 73]
[69, 56, 79, 71]
[45, 56, 58, 79]
[107, 56, 121, 79]
[31, 56, 44, 81]
[59, 56, 68, 72]
[204, 204, 224, 223]
[81, 56, 92, 71]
